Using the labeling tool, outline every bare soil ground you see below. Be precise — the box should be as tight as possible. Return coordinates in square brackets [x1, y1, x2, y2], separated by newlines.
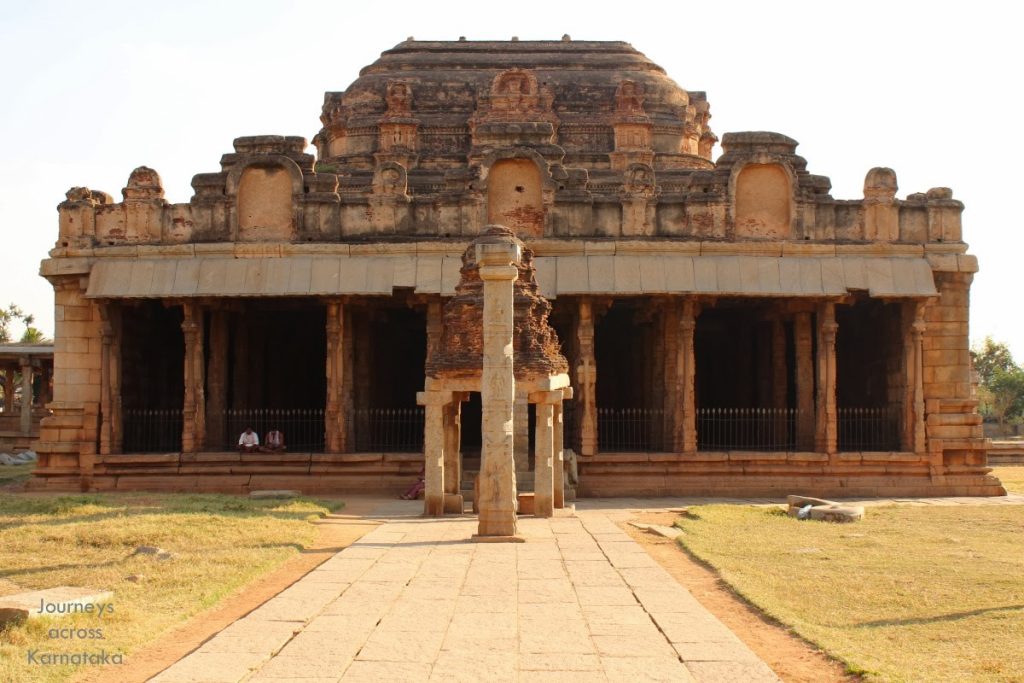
[73, 496, 384, 683]
[623, 511, 859, 683]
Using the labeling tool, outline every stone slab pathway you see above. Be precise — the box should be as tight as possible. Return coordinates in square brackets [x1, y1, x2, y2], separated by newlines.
[150, 500, 779, 682]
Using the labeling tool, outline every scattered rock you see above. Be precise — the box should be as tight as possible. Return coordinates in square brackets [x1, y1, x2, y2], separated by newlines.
[124, 574, 145, 583]
[786, 495, 864, 523]
[131, 546, 175, 560]
[249, 490, 301, 500]
[15, 450, 37, 463]
[628, 522, 652, 531]
[0, 453, 16, 465]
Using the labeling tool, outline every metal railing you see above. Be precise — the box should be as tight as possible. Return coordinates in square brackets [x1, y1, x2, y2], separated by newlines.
[221, 408, 325, 451]
[838, 406, 901, 451]
[697, 407, 802, 451]
[123, 408, 183, 453]
[354, 407, 424, 452]
[598, 407, 664, 452]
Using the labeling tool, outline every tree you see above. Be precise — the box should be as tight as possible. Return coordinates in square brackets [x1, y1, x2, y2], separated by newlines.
[19, 327, 48, 343]
[0, 303, 35, 343]
[972, 337, 1024, 429]
[971, 336, 1016, 386]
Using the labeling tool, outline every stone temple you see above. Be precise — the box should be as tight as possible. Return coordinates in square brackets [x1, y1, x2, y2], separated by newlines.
[30, 38, 1005, 507]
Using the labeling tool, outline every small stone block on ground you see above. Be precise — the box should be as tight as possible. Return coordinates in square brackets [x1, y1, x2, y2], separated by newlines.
[0, 587, 114, 627]
[250, 490, 302, 499]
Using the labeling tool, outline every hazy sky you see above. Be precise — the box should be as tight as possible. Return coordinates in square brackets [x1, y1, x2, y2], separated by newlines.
[1, 1, 1019, 353]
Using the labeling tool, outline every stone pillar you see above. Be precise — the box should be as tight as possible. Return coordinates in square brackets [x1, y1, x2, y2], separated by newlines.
[577, 298, 598, 457]
[443, 395, 464, 514]
[3, 365, 14, 414]
[795, 311, 815, 450]
[676, 300, 697, 452]
[418, 390, 448, 516]
[181, 303, 206, 453]
[532, 397, 555, 518]
[910, 302, 927, 455]
[426, 300, 443, 363]
[772, 318, 788, 448]
[343, 306, 355, 450]
[513, 388, 530, 472]
[99, 311, 114, 455]
[553, 394, 567, 508]
[662, 305, 678, 449]
[205, 310, 228, 449]
[815, 302, 838, 454]
[19, 356, 33, 436]
[476, 240, 521, 539]
[325, 301, 347, 453]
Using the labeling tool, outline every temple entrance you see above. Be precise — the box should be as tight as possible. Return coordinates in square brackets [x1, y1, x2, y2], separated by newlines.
[695, 302, 797, 450]
[836, 297, 903, 451]
[121, 301, 185, 452]
[352, 303, 426, 452]
[595, 300, 664, 451]
[208, 300, 326, 451]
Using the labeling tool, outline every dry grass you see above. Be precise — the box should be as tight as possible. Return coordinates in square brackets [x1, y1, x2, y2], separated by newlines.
[993, 465, 1024, 493]
[675, 504, 1024, 682]
[0, 463, 34, 486]
[0, 493, 342, 683]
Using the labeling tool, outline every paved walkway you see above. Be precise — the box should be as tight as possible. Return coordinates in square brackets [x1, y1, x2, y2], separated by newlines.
[151, 500, 779, 683]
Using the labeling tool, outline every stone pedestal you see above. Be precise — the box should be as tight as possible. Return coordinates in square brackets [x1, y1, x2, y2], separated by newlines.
[475, 241, 521, 539]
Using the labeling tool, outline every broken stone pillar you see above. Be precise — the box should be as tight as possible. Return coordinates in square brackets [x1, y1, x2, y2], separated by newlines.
[514, 388, 529, 472]
[795, 311, 815, 450]
[553, 394, 566, 508]
[476, 238, 521, 538]
[418, 390, 448, 516]
[577, 298, 598, 456]
[19, 357, 33, 436]
[815, 302, 838, 454]
[325, 301, 347, 453]
[181, 303, 205, 453]
[443, 395, 464, 513]
[676, 299, 697, 452]
[531, 391, 561, 518]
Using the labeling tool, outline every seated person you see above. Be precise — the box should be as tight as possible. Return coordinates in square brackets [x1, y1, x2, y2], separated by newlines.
[263, 428, 286, 453]
[400, 466, 425, 500]
[237, 427, 260, 453]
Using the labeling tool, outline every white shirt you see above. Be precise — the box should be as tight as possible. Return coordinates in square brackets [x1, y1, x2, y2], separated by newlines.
[239, 431, 260, 447]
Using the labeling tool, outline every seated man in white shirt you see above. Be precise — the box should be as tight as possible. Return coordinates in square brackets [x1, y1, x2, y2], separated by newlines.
[238, 427, 260, 453]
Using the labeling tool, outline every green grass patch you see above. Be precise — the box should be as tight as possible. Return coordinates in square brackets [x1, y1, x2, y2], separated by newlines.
[0, 463, 34, 486]
[0, 493, 343, 683]
[675, 504, 1024, 682]
[993, 465, 1024, 493]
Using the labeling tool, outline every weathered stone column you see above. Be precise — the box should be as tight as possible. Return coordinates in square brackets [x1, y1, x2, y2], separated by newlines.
[531, 391, 561, 518]
[513, 388, 529, 472]
[342, 306, 355, 450]
[417, 390, 448, 516]
[205, 310, 228, 449]
[443, 394, 464, 514]
[577, 298, 598, 457]
[910, 302, 927, 455]
[2, 365, 14, 414]
[795, 311, 815, 450]
[19, 356, 33, 436]
[325, 301, 347, 453]
[675, 299, 698, 452]
[181, 303, 206, 453]
[99, 311, 114, 455]
[815, 302, 838, 454]
[772, 318, 788, 447]
[476, 239, 521, 539]
[662, 305, 678, 449]
[553, 390, 568, 508]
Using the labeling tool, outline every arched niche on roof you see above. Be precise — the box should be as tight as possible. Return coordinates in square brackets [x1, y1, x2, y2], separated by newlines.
[733, 163, 792, 239]
[486, 159, 544, 238]
[228, 157, 303, 242]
